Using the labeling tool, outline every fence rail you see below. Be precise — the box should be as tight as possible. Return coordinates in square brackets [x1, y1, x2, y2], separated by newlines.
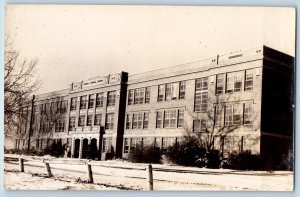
[5, 155, 154, 190]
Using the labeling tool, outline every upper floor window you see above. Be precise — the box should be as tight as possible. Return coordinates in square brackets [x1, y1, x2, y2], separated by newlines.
[145, 87, 151, 104]
[132, 113, 143, 129]
[158, 85, 165, 102]
[156, 111, 163, 128]
[94, 114, 102, 126]
[102, 137, 112, 152]
[244, 70, 254, 91]
[70, 98, 77, 111]
[96, 93, 104, 108]
[226, 72, 243, 93]
[134, 88, 144, 105]
[87, 115, 93, 126]
[69, 117, 75, 131]
[105, 113, 114, 129]
[165, 83, 178, 101]
[126, 114, 132, 129]
[216, 74, 225, 95]
[156, 108, 185, 129]
[143, 112, 149, 129]
[177, 109, 184, 128]
[107, 91, 116, 106]
[214, 105, 223, 126]
[80, 96, 87, 110]
[88, 95, 94, 109]
[128, 90, 134, 105]
[243, 103, 252, 124]
[225, 104, 241, 126]
[78, 115, 85, 126]
[179, 81, 186, 100]
[195, 77, 208, 92]
[193, 119, 206, 132]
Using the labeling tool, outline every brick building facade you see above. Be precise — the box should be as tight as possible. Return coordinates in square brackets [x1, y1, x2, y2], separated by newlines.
[13, 46, 294, 161]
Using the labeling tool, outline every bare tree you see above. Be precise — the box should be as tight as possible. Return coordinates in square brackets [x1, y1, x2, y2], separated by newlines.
[4, 35, 40, 139]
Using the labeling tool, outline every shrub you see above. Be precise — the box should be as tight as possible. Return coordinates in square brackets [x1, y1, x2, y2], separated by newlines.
[165, 137, 206, 167]
[223, 151, 263, 170]
[128, 144, 161, 164]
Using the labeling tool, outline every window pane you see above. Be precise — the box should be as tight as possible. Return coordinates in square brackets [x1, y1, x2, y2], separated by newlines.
[216, 74, 225, 95]
[179, 81, 186, 100]
[128, 90, 134, 105]
[80, 96, 87, 109]
[107, 91, 116, 106]
[245, 70, 254, 91]
[156, 111, 163, 128]
[158, 85, 165, 102]
[96, 93, 104, 108]
[145, 87, 151, 103]
[177, 109, 184, 128]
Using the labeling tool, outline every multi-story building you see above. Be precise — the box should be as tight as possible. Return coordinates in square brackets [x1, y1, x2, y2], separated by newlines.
[12, 46, 294, 162]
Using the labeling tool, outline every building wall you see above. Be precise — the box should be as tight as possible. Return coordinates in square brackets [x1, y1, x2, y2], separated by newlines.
[13, 46, 294, 161]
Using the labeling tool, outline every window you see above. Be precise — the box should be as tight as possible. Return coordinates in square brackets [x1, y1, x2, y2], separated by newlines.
[102, 137, 112, 152]
[216, 74, 225, 95]
[130, 138, 143, 150]
[60, 100, 67, 113]
[195, 77, 208, 112]
[126, 114, 132, 129]
[96, 93, 104, 108]
[143, 112, 149, 129]
[162, 137, 175, 152]
[107, 91, 116, 106]
[56, 119, 65, 132]
[155, 137, 161, 148]
[88, 95, 94, 109]
[156, 111, 163, 128]
[164, 109, 177, 128]
[226, 72, 243, 93]
[145, 87, 151, 103]
[165, 83, 178, 101]
[225, 104, 241, 126]
[128, 90, 134, 105]
[70, 98, 77, 111]
[196, 77, 208, 91]
[94, 114, 102, 126]
[214, 106, 223, 126]
[177, 109, 184, 128]
[158, 85, 165, 102]
[78, 116, 85, 126]
[132, 113, 143, 129]
[80, 96, 87, 109]
[179, 81, 186, 100]
[124, 138, 130, 153]
[69, 117, 75, 131]
[193, 119, 207, 132]
[245, 70, 254, 91]
[87, 115, 93, 126]
[105, 113, 114, 129]
[134, 88, 144, 104]
[234, 74, 243, 92]
[195, 92, 208, 112]
[243, 103, 252, 124]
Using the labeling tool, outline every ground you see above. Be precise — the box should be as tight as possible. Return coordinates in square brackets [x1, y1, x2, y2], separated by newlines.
[3, 154, 294, 191]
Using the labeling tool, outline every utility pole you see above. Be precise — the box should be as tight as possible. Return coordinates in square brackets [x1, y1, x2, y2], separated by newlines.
[27, 95, 35, 151]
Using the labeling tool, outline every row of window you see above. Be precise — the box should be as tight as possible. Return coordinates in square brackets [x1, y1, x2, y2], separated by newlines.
[192, 103, 252, 132]
[158, 81, 186, 102]
[69, 113, 114, 130]
[128, 87, 151, 105]
[216, 70, 254, 95]
[126, 112, 149, 129]
[123, 137, 180, 153]
[156, 108, 184, 129]
[40, 101, 68, 115]
[70, 91, 116, 111]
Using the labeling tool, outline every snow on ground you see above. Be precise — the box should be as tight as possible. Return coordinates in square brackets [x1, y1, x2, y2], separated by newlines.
[4, 154, 294, 191]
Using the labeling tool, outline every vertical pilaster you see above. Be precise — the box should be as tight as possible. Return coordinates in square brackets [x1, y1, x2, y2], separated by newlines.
[79, 138, 83, 159]
[71, 138, 75, 158]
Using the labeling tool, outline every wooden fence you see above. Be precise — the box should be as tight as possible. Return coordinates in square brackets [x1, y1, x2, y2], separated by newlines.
[5, 155, 154, 190]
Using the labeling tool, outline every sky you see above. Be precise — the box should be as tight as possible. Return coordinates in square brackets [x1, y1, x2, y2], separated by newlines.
[5, 5, 296, 94]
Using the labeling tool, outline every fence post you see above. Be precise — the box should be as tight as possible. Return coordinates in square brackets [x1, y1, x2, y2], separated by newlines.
[44, 162, 53, 177]
[146, 164, 153, 190]
[19, 157, 24, 172]
[86, 163, 94, 183]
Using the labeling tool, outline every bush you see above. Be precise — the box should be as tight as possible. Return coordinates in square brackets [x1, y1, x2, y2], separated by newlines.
[222, 151, 263, 170]
[128, 144, 161, 164]
[165, 137, 206, 167]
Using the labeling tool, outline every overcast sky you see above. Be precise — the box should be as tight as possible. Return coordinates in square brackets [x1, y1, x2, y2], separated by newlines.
[5, 5, 295, 94]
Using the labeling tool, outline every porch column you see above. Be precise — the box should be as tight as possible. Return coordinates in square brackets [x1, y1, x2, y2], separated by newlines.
[71, 138, 75, 158]
[79, 138, 83, 159]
